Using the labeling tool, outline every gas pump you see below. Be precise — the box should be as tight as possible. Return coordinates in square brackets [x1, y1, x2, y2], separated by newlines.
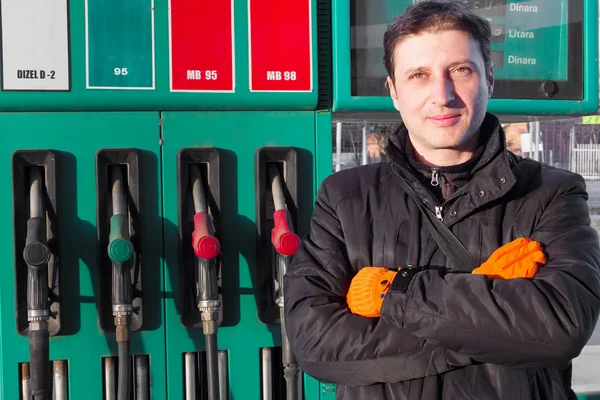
[255, 147, 303, 400]
[190, 162, 221, 400]
[96, 149, 145, 400]
[12, 151, 62, 400]
[108, 165, 134, 400]
[178, 148, 225, 400]
[24, 166, 52, 399]
[269, 163, 301, 400]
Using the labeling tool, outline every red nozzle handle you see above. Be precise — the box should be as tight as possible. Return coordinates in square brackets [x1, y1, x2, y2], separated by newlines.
[271, 209, 300, 256]
[192, 212, 220, 259]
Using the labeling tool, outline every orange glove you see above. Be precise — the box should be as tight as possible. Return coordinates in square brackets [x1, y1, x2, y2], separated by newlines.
[472, 238, 547, 279]
[347, 267, 399, 317]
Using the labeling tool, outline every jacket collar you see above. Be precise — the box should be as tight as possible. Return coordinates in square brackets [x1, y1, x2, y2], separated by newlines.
[386, 113, 518, 219]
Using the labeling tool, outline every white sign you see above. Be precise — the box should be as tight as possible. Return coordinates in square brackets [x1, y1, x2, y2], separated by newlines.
[1, 0, 70, 91]
[520, 132, 543, 153]
[521, 132, 532, 153]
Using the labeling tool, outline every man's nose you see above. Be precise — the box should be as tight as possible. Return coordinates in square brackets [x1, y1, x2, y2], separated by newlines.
[430, 75, 456, 106]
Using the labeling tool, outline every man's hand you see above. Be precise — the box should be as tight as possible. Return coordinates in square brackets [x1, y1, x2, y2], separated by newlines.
[472, 238, 547, 279]
[347, 267, 399, 317]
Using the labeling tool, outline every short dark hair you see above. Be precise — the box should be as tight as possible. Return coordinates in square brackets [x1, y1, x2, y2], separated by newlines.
[383, 0, 492, 80]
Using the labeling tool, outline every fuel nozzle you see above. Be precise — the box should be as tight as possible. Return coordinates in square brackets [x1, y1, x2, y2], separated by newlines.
[108, 166, 134, 400]
[190, 163, 221, 400]
[268, 163, 301, 400]
[24, 167, 51, 400]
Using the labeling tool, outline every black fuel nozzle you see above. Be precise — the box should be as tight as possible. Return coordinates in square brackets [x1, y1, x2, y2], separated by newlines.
[107, 166, 134, 400]
[268, 163, 301, 400]
[190, 163, 221, 400]
[24, 167, 51, 400]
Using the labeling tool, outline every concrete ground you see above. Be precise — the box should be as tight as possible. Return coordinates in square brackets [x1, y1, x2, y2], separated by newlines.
[573, 344, 600, 394]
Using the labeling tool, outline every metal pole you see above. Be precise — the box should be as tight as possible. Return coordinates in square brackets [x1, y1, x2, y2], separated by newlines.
[53, 360, 67, 400]
[185, 353, 197, 400]
[529, 122, 534, 159]
[22, 363, 31, 400]
[105, 358, 116, 400]
[570, 126, 575, 171]
[261, 348, 272, 400]
[534, 121, 540, 161]
[362, 122, 368, 165]
[336, 122, 342, 172]
[218, 351, 229, 400]
[135, 356, 149, 400]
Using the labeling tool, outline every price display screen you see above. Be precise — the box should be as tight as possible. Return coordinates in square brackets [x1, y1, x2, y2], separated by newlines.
[350, 0, 583, 100]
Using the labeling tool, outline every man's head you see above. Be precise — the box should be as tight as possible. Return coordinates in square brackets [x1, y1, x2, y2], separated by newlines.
[384, 0, 494, 166]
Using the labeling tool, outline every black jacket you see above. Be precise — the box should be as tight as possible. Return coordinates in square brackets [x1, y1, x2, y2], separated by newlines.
[283, 114, 600, 399]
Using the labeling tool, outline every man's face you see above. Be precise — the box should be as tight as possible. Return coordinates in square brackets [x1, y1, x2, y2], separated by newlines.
[387, 30, 494, 156]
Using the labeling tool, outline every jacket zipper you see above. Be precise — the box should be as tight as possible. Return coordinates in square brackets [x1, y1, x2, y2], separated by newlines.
[430, 168, 439, 186]
[433, 192, 465, 222]
[430, 168, 465, 222]
[435, 206, 443, 221]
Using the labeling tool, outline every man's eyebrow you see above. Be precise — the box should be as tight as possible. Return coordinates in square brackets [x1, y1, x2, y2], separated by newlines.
[447, 59, 478, 69]
[402, 60, 478, 75]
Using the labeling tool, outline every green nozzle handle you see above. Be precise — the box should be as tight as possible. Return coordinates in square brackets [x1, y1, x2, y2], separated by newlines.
[108, 214, 133, 263]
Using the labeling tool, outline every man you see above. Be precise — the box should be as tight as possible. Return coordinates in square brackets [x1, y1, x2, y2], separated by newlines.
[283, 1, 600, 399]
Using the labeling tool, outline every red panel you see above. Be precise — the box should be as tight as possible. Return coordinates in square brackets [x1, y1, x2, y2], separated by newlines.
[170, 0, 234, 91]
[249, 0, 312, 92]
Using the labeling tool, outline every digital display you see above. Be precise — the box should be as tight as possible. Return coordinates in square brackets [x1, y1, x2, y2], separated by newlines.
[464, 0, 569, 82]
[350, 0, 582, 100]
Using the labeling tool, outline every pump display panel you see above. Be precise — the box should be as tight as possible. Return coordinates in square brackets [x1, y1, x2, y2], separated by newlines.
[335, 0, 597, 114]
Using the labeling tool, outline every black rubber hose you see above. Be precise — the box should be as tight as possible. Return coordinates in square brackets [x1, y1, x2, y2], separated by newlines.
[205, 333, 219, 400]
[117, 340, 131, 400]
[284, 364, 299, 400]
[29, 328, 49, 400]
[281, 307, 299, 400]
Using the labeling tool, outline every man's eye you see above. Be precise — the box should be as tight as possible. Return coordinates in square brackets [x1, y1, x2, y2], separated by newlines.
[410, 73, 425, 80]
[454, 67, 472, 74]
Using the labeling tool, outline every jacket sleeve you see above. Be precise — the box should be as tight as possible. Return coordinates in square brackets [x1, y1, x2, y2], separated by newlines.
[381, 173, 600, 368]
[283, 178, 473, 386]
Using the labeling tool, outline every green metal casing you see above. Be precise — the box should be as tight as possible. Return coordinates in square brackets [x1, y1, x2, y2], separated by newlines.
[0, 112, 167, 398]
[0, 109, 335, 399]
[0, 0, 320, 112]
[162, 111, 333, 399]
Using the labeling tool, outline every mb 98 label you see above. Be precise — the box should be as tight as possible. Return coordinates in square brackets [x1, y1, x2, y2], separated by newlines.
[249, 0, 312, 92]
[266, 71, 297, 81]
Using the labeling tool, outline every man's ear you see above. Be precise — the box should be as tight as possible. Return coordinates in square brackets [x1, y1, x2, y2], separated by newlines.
[387, 77, 401, 112]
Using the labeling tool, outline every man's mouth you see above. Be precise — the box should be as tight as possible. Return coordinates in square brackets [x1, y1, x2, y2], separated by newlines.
[428, 114, 461, 126]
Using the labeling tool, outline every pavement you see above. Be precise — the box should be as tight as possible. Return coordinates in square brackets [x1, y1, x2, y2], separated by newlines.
[573, 344, 600, 394]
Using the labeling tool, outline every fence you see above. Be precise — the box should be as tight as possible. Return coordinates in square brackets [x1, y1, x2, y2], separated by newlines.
[571, 143, 600, 181]
[332, 119, 600, 180]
